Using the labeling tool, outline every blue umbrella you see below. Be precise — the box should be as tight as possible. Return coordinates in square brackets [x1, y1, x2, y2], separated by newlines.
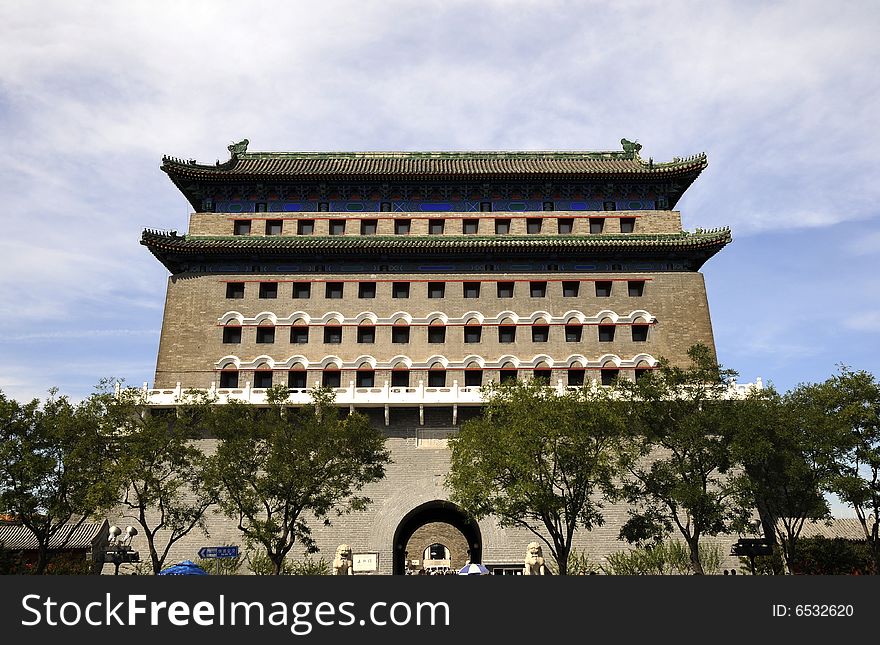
[158, 560, 209, 575]
[457, 562, 490, 575]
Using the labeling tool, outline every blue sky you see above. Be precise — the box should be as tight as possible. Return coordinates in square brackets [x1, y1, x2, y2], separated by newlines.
[1, 2, 877, 514]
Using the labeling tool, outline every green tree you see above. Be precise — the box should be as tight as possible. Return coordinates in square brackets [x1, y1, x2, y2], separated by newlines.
[0, 389, 117, 574]
[802, 367, 880, 574]
[99, 384, 217, 575]
[203, 387, 390, 575]
[446, 379, 633, 575]
[617, 344, 747, 574]
[725, 387, 832, 574]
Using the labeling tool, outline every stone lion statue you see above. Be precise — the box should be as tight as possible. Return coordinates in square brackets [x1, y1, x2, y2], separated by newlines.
[523, 541, 547, 575]
[333, 544, 353, 575]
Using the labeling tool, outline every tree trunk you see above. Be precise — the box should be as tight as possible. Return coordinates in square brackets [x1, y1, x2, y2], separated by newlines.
[687, 538, 704, 575]
[556, 546, 569, 576]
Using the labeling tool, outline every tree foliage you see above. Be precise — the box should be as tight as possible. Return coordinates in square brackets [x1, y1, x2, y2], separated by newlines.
[446, 379, 633, 575]
[797, 367, 880, 573]
[202, 387, 390, 575]
[0, 389, 117, 574]
[99, 384, 217, 575]
[617, 344, 747, 574]
[724, 386, 832, 573]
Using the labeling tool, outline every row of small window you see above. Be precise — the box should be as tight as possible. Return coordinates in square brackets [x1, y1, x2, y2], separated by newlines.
[226, 280, 645, 299]
[223, 324, 650, 344]
[233, 216, 636, 236]
[219, 366, 646, 389]
[246, 201, 622, 213]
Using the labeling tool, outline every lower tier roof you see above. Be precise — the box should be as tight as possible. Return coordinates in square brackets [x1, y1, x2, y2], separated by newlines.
[141, 229, 731, 273]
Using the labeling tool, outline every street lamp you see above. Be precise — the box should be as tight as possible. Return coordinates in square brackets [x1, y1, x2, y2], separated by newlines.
[730, 519, 772, 575]
[106, 525, 140, 575]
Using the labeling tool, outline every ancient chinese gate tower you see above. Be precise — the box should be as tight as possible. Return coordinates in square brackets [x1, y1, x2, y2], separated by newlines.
[142, 138, 730, 573]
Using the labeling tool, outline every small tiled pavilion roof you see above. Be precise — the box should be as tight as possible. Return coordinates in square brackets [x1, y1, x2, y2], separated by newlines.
[0, 519, 108, 551]
[781, 518, 871, 541]
[141, 228, 732, 273]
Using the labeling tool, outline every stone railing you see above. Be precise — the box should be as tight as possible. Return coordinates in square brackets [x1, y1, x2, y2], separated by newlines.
[140, 377, 763, 407]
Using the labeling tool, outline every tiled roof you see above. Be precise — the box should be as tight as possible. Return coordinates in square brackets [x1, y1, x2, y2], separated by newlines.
[781, 518, 870, 541]
[142, 229, 731, 254]
[161, 143, 707, 181]
[141, 229, 731, 273]
[0, 520, 107, 550]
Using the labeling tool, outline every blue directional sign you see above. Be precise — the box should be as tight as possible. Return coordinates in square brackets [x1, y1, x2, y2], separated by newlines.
[198, 545, 239, 559]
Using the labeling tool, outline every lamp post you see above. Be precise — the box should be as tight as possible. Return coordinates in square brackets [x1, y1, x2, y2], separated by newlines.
[106, 525, 140, 575]
[731, 520, 772, 575]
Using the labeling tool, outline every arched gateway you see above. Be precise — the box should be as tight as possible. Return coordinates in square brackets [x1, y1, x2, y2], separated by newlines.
[392, 501, 482, 575]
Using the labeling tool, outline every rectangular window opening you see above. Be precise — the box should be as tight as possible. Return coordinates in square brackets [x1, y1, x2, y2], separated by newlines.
[497, 282, 514, 298]
[325, 282, 344, 299]
[256, 327, 276, 344]
[288, 371, 307, 389]
[428, 282, 446, 299]
[266, 219, 283, 235]
[226, 282, 245, 299]
[498, 326, 516, 343]
[532, 325, 549, 343]
[233, 220, 251, 236]
[359, 282, 377, 299]
[595, 281, 612, 297]
[220, 371, 239, 388]
[558, 218, 574, 234]
[324, 327, 342, 344]
[530, 281, 547, 298]
[463, 282, 481, 298]
[259, 282, 278, 299]
[392, 282, 410, 299]
[632, 325, 649, 342]
[628, 280, 645, 297]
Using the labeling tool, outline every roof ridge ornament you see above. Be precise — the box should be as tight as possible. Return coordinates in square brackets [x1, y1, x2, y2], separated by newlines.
[227, 138, 249, 158]
[620, 138, 642, 159]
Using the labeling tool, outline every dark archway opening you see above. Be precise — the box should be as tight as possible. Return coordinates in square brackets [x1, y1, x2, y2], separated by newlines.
[392, 500, 482, 575]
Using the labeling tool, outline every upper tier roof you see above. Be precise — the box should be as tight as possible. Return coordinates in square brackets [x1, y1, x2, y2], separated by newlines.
[161, 138, 707, 182]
